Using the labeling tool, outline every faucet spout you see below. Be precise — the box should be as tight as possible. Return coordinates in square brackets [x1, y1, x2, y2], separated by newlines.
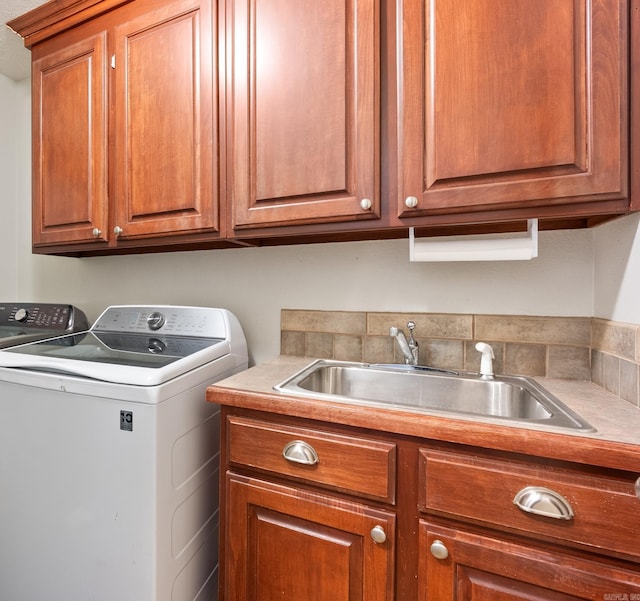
[475, 342, 495, 379]
[390, 321, 419, 365]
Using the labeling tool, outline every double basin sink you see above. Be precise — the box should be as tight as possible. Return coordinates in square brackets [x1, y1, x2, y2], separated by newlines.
[274, 360, 594, 432]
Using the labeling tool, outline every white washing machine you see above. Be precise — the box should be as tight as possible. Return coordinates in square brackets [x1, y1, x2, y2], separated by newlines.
[0, 305, 248, 601]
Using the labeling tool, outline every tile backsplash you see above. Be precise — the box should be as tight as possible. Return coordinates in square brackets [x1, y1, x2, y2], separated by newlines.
[280, 310, 640, 407]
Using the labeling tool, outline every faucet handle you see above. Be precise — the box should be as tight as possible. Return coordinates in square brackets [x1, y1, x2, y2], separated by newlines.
[406, 321, 417, 345]
[406, 321, 419, 365]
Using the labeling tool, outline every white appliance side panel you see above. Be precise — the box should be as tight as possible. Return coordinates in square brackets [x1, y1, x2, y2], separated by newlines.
[160, 382, 222, 601]
[0, 381, 158, 601]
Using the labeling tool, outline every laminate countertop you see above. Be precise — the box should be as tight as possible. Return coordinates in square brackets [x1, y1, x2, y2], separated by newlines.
[207, 356, 640, 473]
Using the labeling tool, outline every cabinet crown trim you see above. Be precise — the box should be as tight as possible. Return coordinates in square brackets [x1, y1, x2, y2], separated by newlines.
[8, 0, 134, 47]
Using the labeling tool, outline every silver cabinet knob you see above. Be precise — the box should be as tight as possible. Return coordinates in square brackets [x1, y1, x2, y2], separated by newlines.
[282, 440, 319, 466]
[92, 228, 102, 237]
[360, 198, 372, 211]
[370, 525, 387, 544]
[113, 226, 123, 236]
[430, 539, 449, 560]
[405, 196, 419, 208]
[634, 476, 640, 499]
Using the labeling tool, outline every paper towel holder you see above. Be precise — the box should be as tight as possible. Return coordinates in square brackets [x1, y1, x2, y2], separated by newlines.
[409, 219, 538, 262]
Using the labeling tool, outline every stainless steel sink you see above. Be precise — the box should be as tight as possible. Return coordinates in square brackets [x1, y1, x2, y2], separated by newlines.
[274, 360, 595, 432]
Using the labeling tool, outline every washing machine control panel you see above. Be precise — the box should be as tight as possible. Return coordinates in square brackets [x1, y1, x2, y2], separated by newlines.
[92, 306, 228, 338]
[0, 303, 88, 331]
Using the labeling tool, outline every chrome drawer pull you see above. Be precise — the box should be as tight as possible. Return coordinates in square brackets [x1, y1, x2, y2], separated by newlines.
[513, 486, 574, 520]
[282, 440, 319, 466]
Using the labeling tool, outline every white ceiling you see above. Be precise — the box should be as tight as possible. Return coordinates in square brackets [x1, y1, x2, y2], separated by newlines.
[1, 0, 50, 81]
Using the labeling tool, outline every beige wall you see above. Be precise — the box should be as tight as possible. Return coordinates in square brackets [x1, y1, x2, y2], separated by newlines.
[593, 212, 640, 323]
[0, 74, 19, 297]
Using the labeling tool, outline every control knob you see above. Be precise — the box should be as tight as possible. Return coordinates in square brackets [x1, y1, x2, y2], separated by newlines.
[146, 311, 166, 331]
[14, 308, 29, 322]
[147, 338, 166, 354]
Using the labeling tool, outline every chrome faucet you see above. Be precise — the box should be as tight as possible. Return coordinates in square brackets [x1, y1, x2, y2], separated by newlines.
[390, 321, 419, 366]
[475, 342, 495, 379]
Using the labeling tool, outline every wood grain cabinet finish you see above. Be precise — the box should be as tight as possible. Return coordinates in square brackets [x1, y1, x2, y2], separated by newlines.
[111, 0, 219, 242]
[222, 413, 397, 601]
[219, 407, 640, 601]
[419, 448, 640, 562]
[225, 0, 380, 233]
[28, 0, 221, 252]
[225, 474, 395, 601]
[31, 31, 109, 246]
[420, 522, 640, 601]
[13, 0, 640, 254]
[394, 0, 631, 224]
[226, 415, 396, 502]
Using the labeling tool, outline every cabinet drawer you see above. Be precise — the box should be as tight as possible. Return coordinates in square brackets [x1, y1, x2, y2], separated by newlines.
[226, 416, 396, 503]
[419, 449, 640, 561]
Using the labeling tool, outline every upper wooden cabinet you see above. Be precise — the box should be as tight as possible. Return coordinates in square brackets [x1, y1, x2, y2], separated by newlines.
[31, 30, 109, 247]
[10, 0, 640, 255]
[111, 0, 219, 241]
[23, 0, 223, 253]
[225, 0, 380, 234]
[392, 0, 631, 225]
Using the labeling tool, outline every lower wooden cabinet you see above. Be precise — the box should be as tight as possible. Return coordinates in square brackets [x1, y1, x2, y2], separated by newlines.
[224, 474, 395, 601]
[420, 521, 640, 601]
[218, 408, 640, 601]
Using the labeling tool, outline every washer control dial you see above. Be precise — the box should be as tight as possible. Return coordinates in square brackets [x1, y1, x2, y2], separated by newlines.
[14, 308, 29, 322]
[146, 311, 166, 331]
[147, 338, 167, 354]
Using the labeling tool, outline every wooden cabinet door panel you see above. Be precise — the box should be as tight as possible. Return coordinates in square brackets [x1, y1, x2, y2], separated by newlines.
[397, 0, 627, 217]
[227, 0, 380, 230]
[225, 473, 394, 601]
[32, 31, 109, 246]
[113, 0, 219, 239]
[420, 521, 640, 601]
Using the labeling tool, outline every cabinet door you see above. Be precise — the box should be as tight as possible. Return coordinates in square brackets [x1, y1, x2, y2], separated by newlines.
[224, 473, 394, 601]
[112, 0, 219, 240]
[420, 521, 640, 601]
[397, 0, 627, 220]
[227, 0, 380, 231]
[32, 31, 109, 246]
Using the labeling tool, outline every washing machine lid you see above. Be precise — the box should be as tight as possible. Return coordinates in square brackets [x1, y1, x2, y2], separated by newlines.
[0, 305, 247, 386]
[0, 303, 88, 348]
